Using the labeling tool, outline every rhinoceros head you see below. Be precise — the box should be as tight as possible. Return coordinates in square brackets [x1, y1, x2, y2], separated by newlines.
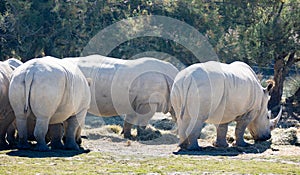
[247, 80, 282, 141]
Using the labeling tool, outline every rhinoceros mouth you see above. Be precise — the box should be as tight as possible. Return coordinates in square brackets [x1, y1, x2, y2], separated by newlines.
[254, 133, 271, 141]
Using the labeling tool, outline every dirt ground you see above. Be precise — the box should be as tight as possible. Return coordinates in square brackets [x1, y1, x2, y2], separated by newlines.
[81, 112, 300, 159]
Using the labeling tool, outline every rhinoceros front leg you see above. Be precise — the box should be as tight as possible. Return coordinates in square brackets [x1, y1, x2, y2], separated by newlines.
[213, 123, 229, 147]
[33, 118, 50, 151]
[123, 115, 134, 139]
[234, 115, 252, 147]
[48, 123, 64, 150]
[136, 103, 156, 137]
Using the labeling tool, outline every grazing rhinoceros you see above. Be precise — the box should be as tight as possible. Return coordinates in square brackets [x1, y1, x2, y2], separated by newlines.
[0, 58, 22, 149]
[65, 55, 178, 138]
[9, 57, 90, 151]
[171, 61, 282, 151]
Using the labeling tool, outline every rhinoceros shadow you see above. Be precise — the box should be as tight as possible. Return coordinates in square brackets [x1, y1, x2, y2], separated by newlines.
[173, 141, 272, 156]
[6, 148, 90, 158]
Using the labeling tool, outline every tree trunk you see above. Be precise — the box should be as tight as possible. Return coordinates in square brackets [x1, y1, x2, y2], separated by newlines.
[268, 52, 296, 110]
[269, 59, 285, 110]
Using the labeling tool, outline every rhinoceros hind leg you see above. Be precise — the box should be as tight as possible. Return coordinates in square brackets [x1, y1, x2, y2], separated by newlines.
[213, 123, 229, 147]
[33, 118, 50, 151]
[184, 118, 204, 151]
[16, 118, 31, 150]
[177, 115, 191, 149]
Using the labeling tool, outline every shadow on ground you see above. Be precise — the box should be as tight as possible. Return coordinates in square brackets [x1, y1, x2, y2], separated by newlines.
[173, 141, 272, 156]
[6, 148, 90, 158]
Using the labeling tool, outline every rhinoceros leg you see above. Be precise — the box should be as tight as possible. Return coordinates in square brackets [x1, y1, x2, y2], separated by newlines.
[6, 122, 17, 147]
[64, 109, 87, 150]
[0, 125, 10, 149]
[123, 118, 133, 139]
[234, 115, 252, 147]
[75, 127, 82, 145]
[16, 116, 31, 149]
[33, 118, 50, 151]
[178, 118, 190, 149]
[136, 103, 157, 137]
[213, 123, 229, 147]
[185, 118, 204, 151]
[48, 123, 64, 150]
[0, 111, 15, 149]
[178, 116, 203, 151]
[64, 116, 80, 150]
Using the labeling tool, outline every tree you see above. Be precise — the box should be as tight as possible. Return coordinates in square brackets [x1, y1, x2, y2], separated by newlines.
[216, 0, 300, 109]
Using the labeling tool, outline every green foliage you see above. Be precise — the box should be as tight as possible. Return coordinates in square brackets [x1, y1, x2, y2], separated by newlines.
[0, 0, 224, 63]
[0, 0, 299, 71]
[0, 0, 299, 107]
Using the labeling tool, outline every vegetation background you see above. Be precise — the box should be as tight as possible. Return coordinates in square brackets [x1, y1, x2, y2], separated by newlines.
[0, 0, 299, 112]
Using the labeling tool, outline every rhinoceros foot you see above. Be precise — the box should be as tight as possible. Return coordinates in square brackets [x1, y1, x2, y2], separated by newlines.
[64, 141, 80, 151]
[50, 140, 64, 150]
[213, 141, 229, 148]
[17, 141, 31, 150]
[186, 144, 202, 151]
[233, 140, 250, 147]
[34, 143, 50, 152]
[0, 142, 11, 150]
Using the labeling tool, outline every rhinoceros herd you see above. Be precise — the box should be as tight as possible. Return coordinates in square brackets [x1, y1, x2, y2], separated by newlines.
[0, 55, 282, 152]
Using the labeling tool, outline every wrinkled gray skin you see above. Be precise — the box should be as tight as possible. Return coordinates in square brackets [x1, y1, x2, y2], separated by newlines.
[171, 61, 282, 151]
[0, 58, 23, 149]
[9, 57, 90, 151]
[65, 55, 178, 138]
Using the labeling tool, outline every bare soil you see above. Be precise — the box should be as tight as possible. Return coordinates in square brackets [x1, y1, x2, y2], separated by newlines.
[81, 113, 300, 159]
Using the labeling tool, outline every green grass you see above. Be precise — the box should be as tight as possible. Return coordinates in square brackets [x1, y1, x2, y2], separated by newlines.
[0, 150, 299, 174]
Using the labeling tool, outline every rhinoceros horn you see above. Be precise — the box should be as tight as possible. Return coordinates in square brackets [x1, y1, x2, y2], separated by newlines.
[270, 106, 282, 130]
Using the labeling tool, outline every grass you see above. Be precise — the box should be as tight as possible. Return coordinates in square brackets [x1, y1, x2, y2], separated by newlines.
[0, 150, 299, 174]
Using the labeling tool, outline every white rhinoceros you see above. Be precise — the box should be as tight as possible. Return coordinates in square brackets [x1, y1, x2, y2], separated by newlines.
[0, 58, 22, 149]
[9, 57, 91, 151]
[171, 61, 282, 151]
[65, 55, 179, 138]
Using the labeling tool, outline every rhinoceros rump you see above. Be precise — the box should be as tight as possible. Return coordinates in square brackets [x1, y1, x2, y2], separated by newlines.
[171, 61, 282, 151]
[9, 57, 90, 151]
[65, 55, 178, 138]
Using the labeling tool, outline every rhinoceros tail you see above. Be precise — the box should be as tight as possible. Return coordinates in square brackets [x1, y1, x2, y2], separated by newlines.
[24, 70, 34, 114]
[179, 76, 193, 120]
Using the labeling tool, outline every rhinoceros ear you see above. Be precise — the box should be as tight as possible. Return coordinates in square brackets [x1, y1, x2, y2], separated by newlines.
[86, 78, 92, 86]
[265, 79, 275, 94]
